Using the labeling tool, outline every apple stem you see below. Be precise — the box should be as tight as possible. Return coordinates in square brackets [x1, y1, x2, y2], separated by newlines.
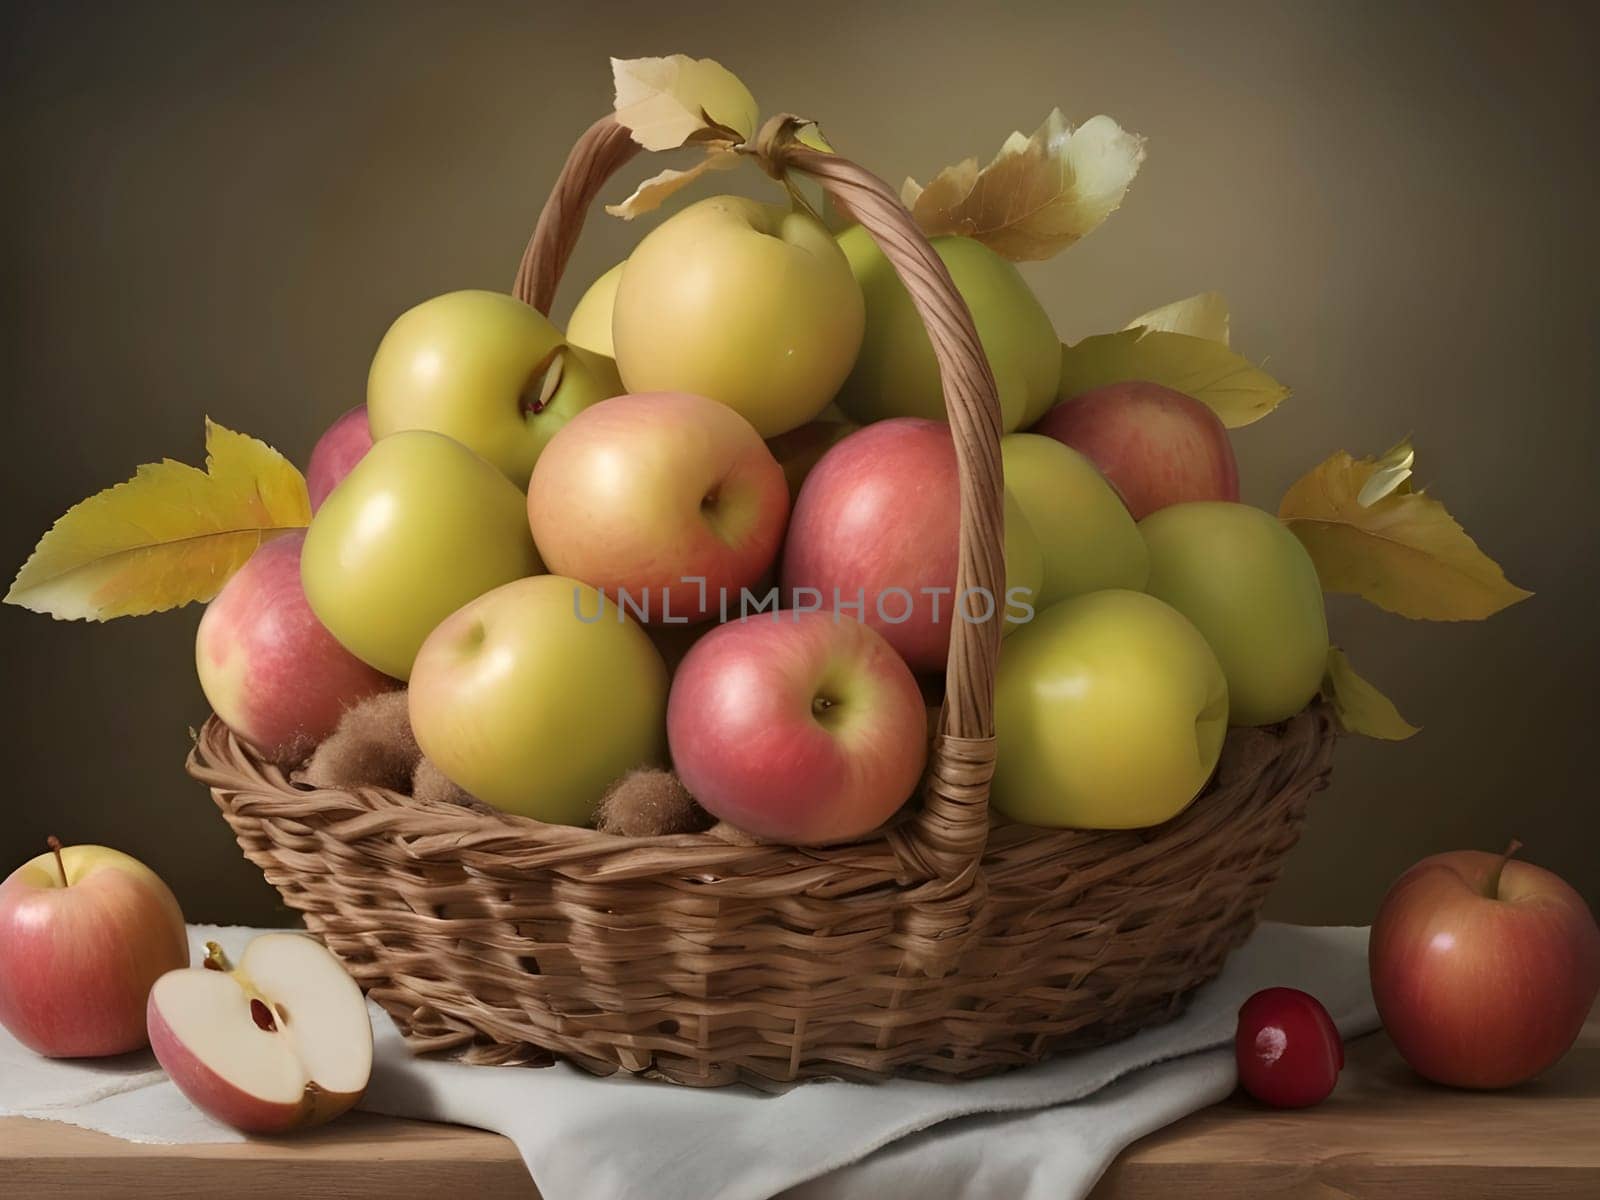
[1484, 838, 1523, 899]
[202, 941, 232, 973]
[46, 836, 68, 888]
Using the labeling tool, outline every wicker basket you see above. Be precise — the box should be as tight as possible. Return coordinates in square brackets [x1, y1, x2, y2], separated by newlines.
[187, 113, 1339, 1087]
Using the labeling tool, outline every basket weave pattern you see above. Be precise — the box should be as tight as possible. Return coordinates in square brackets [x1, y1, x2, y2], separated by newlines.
[188, 112, 1339, 1085]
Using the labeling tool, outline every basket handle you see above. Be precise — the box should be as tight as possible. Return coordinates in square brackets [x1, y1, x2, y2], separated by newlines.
[515, 114, 1004, 885]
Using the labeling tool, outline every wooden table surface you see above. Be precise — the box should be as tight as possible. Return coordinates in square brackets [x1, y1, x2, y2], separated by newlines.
[4, 1002, 1595, 1199]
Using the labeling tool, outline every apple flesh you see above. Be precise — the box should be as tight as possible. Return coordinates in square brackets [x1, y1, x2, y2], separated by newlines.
[306, 405, 373, 512]
[612, 196, 864, 437]
[781, 418, 1043, 674]
[196, 531, 396, 764]
[1034, 381, 1239, 520]
[1140, 501, 1328, 726]
[148, 934, 372, 1134]
[528, 392, 789, 623]
[667, 611, 928, 844]
[0, 841, 188, 1058]
[1001, 432, 1149, 606]
[408, 574, 669, 825]
[1370, 844, 1600, 1089]
[301, 430, 543, 680]
[367, 289, 623, 488]
[992, 590, 1229, 829]
[566, 261, 623, 358]
[835, 227, 1060, 432]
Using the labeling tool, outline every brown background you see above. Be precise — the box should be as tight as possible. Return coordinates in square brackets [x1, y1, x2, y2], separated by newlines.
[2, 1, 1595, 927]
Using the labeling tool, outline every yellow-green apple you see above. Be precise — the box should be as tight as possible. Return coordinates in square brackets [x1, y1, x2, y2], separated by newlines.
[566, 261, 623, 358]
[1140, 501, 1327, 726]
[306, 405, 373, 511]
[196, 531, 396, 764]
[528, 392, 789, 623]
[666, 611, 927, 844]
[408, 574, 669, 824]
[992, 590, 1229, 828]
[1001, 433, 1149, 606]
[1369, 844, 1600, 1089]
[766, 418, 859, 504]
[834, 227, 1060, 432]
[301, 431, 542, 679]
[780, 419, 1043, 674]
[1034, 381, 1239, 520]
[147, 934, 371, 1134]
[367, 290, 624, 488]
[611, 196, 864, 437]
[0, 840, 188, 1057]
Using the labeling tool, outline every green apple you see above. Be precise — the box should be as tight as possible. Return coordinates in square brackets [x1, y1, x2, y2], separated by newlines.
[1001, 433, 1149, 606]
[367, 289, 623, 488]
[566, 261, 623, 358]
[301, 431, 541, 679]
[611, 196, 864, 438]
[408, 575, 669, 824]
[993, 589, 1229, 829]
[1140, 501, 1329, 727]
[834, 227, 1060, 432]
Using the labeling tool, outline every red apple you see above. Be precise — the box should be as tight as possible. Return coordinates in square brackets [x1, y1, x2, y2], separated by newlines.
[1235, 987, 1343, 1108]
[1370, 842, 1600, 1089]
[196, 531, 397, 764]
[148, 934, 371, 1134]
[780, 418, 1041, 674]
[528, 392, 790, 622]
[1033, 381, 1238, 520]
[667, 611, 928, 844]
[305, 405, 374, 512]
[0, 839, 188, 1057]
[766, 418, 858, 504]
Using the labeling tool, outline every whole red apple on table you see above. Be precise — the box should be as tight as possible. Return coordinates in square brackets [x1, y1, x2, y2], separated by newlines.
[667, 611, 928, 844]
[0, 839, 188, 1057]
[528, 392, 790, 622]
[781, 418, 1042, 674]
[1033, 380, 1239, 520]
[305, 404, 373, 511]
[1235, 987, 1344, 1108]
[195, 530, 397, 764]
[1370, 842, 1600, 1089]
[148, 933, 372, 1134]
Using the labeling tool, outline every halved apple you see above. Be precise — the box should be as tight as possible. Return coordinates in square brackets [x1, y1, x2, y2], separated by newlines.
[147, 933, 372, 1135]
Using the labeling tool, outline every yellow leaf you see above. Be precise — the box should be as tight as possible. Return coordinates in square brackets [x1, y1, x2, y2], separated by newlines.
[903, 109, 1145, 261]
[6, 419, 310, 621]
[1356, 435, 1415, 507]
[1322, 648, 1419, 740]
[610, 55, 758, 152]
[605, 146, 739, 219]
[1279, 446, 1532, 620]
[1058, 328, 1289, 428]
[1126, 291, 1230, 345]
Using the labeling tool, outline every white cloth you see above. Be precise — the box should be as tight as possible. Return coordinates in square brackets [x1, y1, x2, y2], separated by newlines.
[0, 922, 1377, 1199]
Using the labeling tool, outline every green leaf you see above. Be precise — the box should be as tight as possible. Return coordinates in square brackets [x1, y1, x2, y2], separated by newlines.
[1125, 291, 1230, 344]
[1322, 648, 1419, 740]
[1057, 327, 1289, 428]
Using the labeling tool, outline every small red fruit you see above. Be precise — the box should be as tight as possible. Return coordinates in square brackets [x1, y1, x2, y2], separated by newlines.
[1235, 987, 1344, 1108]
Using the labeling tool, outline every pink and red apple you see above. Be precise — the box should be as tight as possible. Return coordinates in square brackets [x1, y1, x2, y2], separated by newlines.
[781, 418, 1042, 674]
[305, 405, 373, 512]
[196, 531, 396, 763]
[667, 611, 928, 844]
[528, 392, 789, 622]
[1034, 381, 1238, 520]
[0, 840, 188, 1057]
[148, 933, 371, 1134]
[1370, 843, 1600, 1089]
